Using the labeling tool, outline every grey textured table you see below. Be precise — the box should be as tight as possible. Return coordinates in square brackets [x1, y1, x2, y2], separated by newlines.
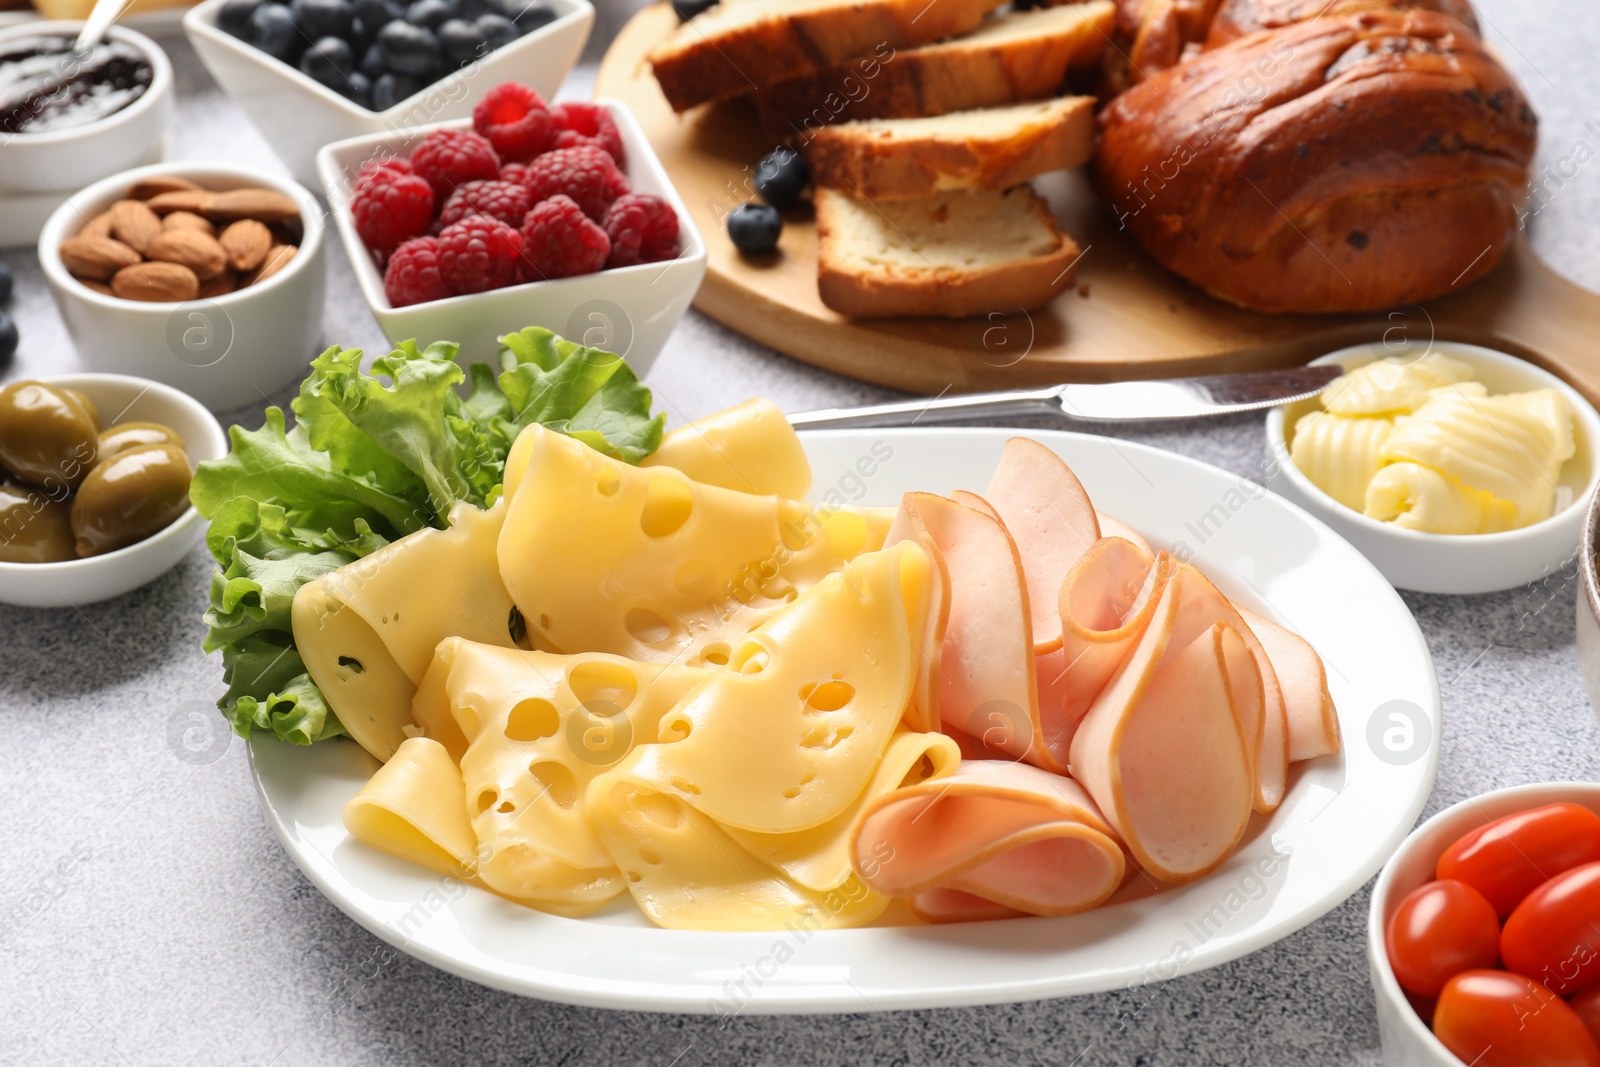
[4, 3, 1600, 1064]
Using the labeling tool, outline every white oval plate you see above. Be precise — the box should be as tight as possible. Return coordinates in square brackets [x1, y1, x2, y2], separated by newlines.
[250, 428, 1440, 1013]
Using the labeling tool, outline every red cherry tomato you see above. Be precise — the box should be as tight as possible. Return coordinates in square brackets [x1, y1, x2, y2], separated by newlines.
[1385, 879, 1501, 997]
[1434, 970, 1600, 1067]
[1572, 987, 1600, 1048]
[1438, 803, 1600, 917]
[1502, 862, 1600, 997]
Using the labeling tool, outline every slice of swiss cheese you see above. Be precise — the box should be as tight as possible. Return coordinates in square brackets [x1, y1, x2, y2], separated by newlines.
[343, 736, 480, 879]
[640, 398, 812, 499]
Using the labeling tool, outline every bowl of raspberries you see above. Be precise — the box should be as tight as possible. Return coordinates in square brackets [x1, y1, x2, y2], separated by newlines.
[318, 82, 704, 374]
[183, 0, 594, 185]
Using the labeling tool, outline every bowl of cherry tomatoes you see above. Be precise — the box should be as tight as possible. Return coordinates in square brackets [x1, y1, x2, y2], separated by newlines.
[1370, 783, 1600, 1066]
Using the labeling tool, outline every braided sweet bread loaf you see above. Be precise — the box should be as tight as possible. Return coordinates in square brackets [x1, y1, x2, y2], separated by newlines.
[1094, 7, 1537, 313]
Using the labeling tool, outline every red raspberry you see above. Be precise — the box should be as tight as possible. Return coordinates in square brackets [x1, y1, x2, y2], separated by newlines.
[384, 237, 450, 307]
[472, 82, 553, 164]
[409, 128, 501, 200]
[500, 162, 533, 188]
[437, 215, 524, 294]
[550, 102, 625, 166]
[352, 172, 434, 259]
[523, 145, 629, 221]
[355, 155, 412, 191]
[602, 193, 679, 268]
[520, 194, 610, 281]
[438, 179, 533, 229]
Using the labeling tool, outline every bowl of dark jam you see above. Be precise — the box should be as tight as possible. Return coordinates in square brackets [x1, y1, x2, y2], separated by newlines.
[0, 22, 173, 193]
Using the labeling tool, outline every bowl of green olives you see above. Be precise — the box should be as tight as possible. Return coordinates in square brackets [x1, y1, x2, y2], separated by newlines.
[0, 373, 228, 608]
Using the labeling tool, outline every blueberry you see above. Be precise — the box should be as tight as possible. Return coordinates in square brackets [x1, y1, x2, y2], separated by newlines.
[372, 71, 421, 109]
[0, 313, 16, 369]
[218, 0, 266, 37]
[753, 146, 808, 209]
[348, 16, 375, 52]
[456, 0, 488, 17]
[360, 41, 387, 77]
[352, 0, 401, 25]
[377, 19, 441, 76]
[727, 202, 781, 255]
[670, 0, 716, 20]
[248, 2, 304, 64]
[0, 262, 11, 304]
[343, 70, 373, 107]
[475, 12, 518, 49]
[300, 36, 355, 87]
[290, 0, 352, 39]
[437, 17, 485, 65]
[495, 0, 552, 31]
[405, 0, 455, 28]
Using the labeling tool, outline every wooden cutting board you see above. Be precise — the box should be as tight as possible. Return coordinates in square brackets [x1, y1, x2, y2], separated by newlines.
[597, 5, 1600, 405]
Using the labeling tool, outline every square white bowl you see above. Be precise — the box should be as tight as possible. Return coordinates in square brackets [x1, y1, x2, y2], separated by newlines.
[183, 0, 594, 186]
[316, 103, 706, 374]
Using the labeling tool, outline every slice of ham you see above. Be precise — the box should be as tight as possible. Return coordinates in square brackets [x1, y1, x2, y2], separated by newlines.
[851, 759, 1126, 919]
[1037, 539, 1166, 756]
[1069, 566, 1256, 883]
[1237, 605, 1341, 762]
[884, 498, 953, 733]
[1096, 511, 1152, 556]
[886, 493, 1058, 771]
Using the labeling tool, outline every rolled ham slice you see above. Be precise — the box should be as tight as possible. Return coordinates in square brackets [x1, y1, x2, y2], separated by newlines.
[1069, 567, 1256, 883]
[885, 493, 1057, 771]
[851, 759, 1126, 919]
[1096, 512, 1152, 556]
[1237, 606, 1341, 762]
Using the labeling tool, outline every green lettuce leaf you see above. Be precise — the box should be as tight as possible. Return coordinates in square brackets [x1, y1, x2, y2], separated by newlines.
[497, 327, 665, 463]
[220, 636, 344, 746]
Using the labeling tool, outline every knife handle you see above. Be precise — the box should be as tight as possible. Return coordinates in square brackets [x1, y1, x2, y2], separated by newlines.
[787, 387, 1063, 430]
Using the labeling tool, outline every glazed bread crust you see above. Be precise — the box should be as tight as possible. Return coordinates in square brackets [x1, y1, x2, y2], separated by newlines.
[1204, 0, 1480, 47]
[1093, 10, 1536, 313]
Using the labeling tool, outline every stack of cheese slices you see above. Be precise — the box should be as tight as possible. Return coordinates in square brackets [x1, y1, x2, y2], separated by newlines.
[647, 0, 1117, 319]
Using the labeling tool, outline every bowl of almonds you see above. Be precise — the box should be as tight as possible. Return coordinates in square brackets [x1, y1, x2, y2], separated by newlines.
[38, 163, 325, 412]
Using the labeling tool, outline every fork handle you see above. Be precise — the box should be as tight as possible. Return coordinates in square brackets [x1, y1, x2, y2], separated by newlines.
[787, 387, 1062, 430]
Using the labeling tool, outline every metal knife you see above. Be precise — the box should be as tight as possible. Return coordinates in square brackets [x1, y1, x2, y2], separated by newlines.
[787, 365, 1341, 430]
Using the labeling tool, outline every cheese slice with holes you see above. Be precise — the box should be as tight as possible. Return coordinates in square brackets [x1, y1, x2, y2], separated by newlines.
[498, 424, 892, 667]
[640, 398, 812, 499]
[722, 727, 960, 891]
[343, 736, 481, 879]
[293, 501, 518, 761]
[620, 541, 934, 835]
[851, 759, 1126, 919]
[585, 770, 889, 931]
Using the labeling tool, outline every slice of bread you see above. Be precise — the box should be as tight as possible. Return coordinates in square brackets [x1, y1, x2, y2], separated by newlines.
[648, 0, 1007, 113]
[815, 186, 1082, 318]
[756, 0, 1115, 143]
[804, 96, 1096, 199]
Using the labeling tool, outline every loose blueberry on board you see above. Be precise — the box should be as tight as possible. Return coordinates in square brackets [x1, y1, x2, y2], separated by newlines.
[476, 12, 518, 49]
[437, 18, 487, 66]
[371, 71, 421, 109]
[248, 3, 304, 64]
[300, 36, 356, 87]
[0, 314, 16, 370]
[753, 147, 808, 209]
[378, 19, 441, 76]
[218, 0, 266, 36]
[727, 202, 781, 256]
[670, 0, 717, 20]
[0, 262, 12, 305]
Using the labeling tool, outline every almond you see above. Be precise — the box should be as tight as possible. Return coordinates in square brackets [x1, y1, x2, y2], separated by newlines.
[111, 261, 200, 302]
[206, 188, 299, 223]
[127, 175, 202, 201]
[163, 211, 216, 237]
[79, 279, 115, 296]
[146, 229, 229, 280]
[109, 199, 162, 254]
[241, 244, 297, 286]
[218, 219, 272, 272]
[198, 271, 238, 299]
[79, 211, 114, 239]
[59, 235, 142, 280]
[147, 189, 216, 216]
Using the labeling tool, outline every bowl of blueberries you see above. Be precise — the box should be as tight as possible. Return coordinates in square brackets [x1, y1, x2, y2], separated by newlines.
[182, 0, 593, 185]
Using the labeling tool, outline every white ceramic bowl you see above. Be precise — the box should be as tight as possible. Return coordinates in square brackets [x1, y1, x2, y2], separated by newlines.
[1574, 485, 1600, 714]
[1265, 341, 1600, 595]
[317, 104, 706, 373]
[183, 0, 594, 186]
[38, 162, 326, 412]
[1368, 782, 1600, 1066]
[0, 372, 228, 609]
[0, 21, 175, 193]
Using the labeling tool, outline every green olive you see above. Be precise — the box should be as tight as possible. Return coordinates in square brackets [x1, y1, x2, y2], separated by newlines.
[63, 389, 101, 432]
[71, 444, 193, 557]
[0, 381, 99, 491]
[98, 421, 185, 460]
[0, 482, 76, 564]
